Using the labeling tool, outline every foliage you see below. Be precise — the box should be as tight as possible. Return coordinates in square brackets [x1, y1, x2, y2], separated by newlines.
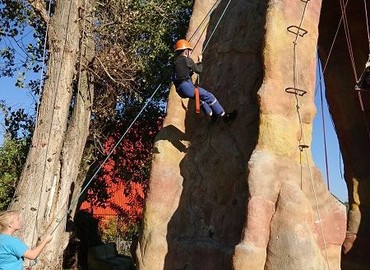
[99, 217, 118, 243]
[0, 1, 44, 200]
[0, 101, 31, 210]
[84, 104, 164, 239]
[0, 0, 192, 241]
[82, 0, 192, 240]
[90, 0, 192, 144]
[0, 0, 193, 155]
[0, 0, 193, 137]
[0, 137, 29, 210]
[0, 0, 47, 91]
[1, 104, 34, 140]
[93, 0, 192, 95]
[0, 1, 47, 177]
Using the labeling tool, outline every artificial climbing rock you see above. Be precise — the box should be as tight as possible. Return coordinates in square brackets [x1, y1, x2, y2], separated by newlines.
[137, 0, 348, 269]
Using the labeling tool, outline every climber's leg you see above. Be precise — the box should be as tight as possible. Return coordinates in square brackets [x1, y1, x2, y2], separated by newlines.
[201, 101, 212, 116]
[177, 81, 214, 116]
[197, 86, 225, 116]
[176, 80, 195, 98]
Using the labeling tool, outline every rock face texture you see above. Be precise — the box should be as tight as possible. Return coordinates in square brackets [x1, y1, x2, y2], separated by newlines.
[136, 0, 350, 269]
[319, 1, 370, 269]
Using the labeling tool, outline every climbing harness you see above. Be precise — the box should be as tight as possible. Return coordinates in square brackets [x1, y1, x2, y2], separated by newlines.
[177, 82, 201, 114]
[194, 86, 201, 114]
[177, 0, 233, 115]
[28, 1, 234, 266]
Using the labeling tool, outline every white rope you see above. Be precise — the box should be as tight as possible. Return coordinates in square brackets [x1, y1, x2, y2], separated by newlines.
[34, 0, 52, 121]
[50, 82, 163, 234]
[287, 0, 331, 268]
[49, 0, 234, 235]
[202, 0, 232, 53]
[189, 0, 222, 45]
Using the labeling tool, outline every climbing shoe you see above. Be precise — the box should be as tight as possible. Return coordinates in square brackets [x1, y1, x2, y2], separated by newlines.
[223, 110, 237, 124]
[211, 113, 220, 124]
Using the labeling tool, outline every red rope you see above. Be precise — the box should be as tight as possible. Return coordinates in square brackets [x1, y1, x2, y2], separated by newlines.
[322, 0, 348, 74]
[364, 0, 370, 54]
[340, 0, 358, 81]
[318, 59, 331, 189]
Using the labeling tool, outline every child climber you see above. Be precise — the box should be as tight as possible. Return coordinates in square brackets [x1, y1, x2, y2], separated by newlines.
[172, 39, 237, 123]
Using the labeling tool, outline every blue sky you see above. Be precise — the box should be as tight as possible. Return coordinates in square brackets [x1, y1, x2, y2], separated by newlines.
[0, 77, 35, 113]
[0, 71, 349, 203]
[312, 68, 348, 203]
[0, 76, 36, 137]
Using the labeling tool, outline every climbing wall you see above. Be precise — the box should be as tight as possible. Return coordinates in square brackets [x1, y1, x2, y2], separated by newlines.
[136, 0, 346, 269]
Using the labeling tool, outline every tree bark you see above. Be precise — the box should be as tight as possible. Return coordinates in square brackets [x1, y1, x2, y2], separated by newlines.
[9, 0, 93, 268]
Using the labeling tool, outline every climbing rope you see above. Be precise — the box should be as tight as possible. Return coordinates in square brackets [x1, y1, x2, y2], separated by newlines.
[363, 0, 370, 54]
[28, 1, 76, 267]
[32, 0, 74, 235]
[26, 0, 53, 267]
[5, 0, 51, 205]
[202, 0, 232, 54]
[188, 0, 222, 48]
[49, 82, 164, 235]
[338, 0, 370, 143]
[315, 0, 349, 190]
[339, 0, 358, 81]
[179, 0, 232, 104]
[191, 0, 233, 86]
[36, 0, 234, 244]
[317, 56, 330, 189]
[321, 0, 348, 74]
[286, 0, 331, 268]
[34, 0, 52, 119]
[188, 0, 232, 55]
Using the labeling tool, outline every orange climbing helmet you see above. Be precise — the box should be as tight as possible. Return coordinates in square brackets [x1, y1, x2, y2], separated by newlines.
[174, 39, 193, 52]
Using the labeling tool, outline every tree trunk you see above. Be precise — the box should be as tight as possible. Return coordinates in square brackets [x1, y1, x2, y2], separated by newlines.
[9, 0, 93, 268]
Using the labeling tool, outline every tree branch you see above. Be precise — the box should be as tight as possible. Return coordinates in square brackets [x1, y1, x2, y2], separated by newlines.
[28, 0, 50, 23]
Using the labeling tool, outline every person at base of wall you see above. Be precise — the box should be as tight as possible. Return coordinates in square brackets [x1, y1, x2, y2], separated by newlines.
[0, 210, 52, 270]
[172, 39, 237, 124]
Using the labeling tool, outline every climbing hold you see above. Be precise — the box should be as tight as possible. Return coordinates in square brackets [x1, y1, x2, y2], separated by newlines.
[285, 87, 307, 96]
